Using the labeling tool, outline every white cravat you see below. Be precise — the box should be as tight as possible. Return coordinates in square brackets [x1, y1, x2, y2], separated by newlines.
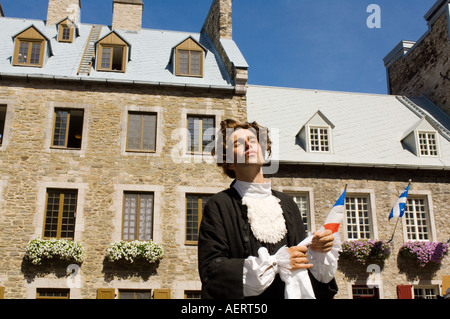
[233, 180, 287, 244]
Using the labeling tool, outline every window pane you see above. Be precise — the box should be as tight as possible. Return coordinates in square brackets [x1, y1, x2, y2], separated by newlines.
[292, 194, 309, 233]
[123, 193, 138, 240]
[30, 42, 41, 65]
[44, 190, 77, 239]
[139, 194, 154, 241]
[142, 114, 157, 151]
[186, 194, 210, 243]
[53, 110, 69, 147]
[18, 42, 29, 63]
[127, 114, 142, 150]
[62, 27, 71, 40]
[45, 191, 61, 238]
[190, 51, 201, 75]
[179, 50, 189, 74]
[346, 196, 371, 239]
[405, 198, 429, 241]
[101, 47, 111, 69]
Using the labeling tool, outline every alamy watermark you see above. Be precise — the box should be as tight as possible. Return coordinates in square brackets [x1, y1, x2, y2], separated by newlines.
[367, 4, 381, 29]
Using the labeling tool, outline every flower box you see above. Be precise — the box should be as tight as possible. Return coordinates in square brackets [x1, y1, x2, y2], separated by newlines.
[340, 239, 391, 265]
[105, 240, 164, 264]
[399, 241, 448, 268]
[24, 238, 84, 265]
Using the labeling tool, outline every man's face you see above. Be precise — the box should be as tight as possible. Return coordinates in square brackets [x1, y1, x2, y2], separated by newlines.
[227, 128, 265, 166]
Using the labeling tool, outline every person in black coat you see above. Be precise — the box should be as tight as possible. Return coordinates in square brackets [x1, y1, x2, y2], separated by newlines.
[198, 119, 338, 299]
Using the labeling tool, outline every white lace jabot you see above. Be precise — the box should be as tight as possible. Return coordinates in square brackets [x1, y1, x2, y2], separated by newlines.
[233, 179, 287, 244]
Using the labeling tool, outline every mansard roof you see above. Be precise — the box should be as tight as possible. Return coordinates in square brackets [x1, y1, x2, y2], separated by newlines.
[0, 17, 247, 90]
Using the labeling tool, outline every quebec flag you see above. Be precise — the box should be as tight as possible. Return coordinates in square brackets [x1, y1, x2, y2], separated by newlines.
[388, 185, 410, 221]
[323, 189, 347, 233]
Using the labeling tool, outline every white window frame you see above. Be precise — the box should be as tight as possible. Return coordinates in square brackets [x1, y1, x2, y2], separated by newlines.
[308, 125, 332, 153]
[277, 186, 315, 234]
[343, 189, 378, 241]
[401, 190, 437, 242]
[416, 130, 440, 157]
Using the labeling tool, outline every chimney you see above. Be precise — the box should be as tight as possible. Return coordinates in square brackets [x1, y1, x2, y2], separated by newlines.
[202, 0, 232, 42]
[202, 0, 248, 95]
[46, 0, 81, 25]
[112, 0, 144, 31]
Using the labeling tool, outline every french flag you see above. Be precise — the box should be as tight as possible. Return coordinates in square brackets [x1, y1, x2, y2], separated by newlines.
[388, 185, 410, 221]
[323, 189, 347, 233]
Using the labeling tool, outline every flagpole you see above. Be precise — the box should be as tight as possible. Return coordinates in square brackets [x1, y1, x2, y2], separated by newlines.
[388, 180, 412, 243]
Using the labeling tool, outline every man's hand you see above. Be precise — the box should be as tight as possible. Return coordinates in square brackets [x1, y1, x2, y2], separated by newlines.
[310, 229, 334, 253]
[287, 246, 313, 270]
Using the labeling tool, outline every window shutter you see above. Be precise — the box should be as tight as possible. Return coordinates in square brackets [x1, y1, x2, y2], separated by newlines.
[97, 288, 115, 299]
[0, 287, 5, 299]
[153, 289, 171, 299]
[397, 285, 412, 299]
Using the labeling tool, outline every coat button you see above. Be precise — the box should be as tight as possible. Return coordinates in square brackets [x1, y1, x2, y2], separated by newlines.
[242, 224, 249, 231]
[243, 235, 249, 243]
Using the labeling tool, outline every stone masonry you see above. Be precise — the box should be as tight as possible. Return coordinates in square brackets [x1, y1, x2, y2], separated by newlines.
[386, 5, 450, 116]
[112, 0, 143, 31]
[0, 78, 246, 299]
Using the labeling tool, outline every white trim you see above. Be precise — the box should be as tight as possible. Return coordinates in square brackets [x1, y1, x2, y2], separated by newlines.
[343, 189, 378, 241]
[275, 186, 316, 234]
[120, 105, 164, 157]
[401, 189, 437, 242]
[34, 180, 87, 241]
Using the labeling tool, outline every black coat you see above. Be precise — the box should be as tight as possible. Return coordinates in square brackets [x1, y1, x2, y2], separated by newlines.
[198, 183, 338, 299]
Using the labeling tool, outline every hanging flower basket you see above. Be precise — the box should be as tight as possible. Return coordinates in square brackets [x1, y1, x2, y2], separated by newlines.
[105, 240, 164, 264]
[340, 239, 391, 265]
[399, 241, 448, 268]
[24, 238, 84, 266]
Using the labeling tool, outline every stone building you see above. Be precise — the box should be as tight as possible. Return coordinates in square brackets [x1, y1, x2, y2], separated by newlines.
[0, 0, 449, 300]
[384, 0, 450, 116]
[0, 0, 248, 299]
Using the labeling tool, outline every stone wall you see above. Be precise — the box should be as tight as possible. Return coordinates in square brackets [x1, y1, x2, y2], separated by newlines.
[386, 10, 450, 116]
[112, 0, 143, 31]
[46, 0, 81, 25]
[270, 164, 450, 299]
[0, 78, 246, 299]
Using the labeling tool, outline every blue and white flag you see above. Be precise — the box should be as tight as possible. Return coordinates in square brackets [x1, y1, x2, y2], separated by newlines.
[388, 185, 410, 221]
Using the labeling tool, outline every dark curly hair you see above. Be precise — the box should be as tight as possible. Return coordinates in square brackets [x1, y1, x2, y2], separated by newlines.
[212, 119, 272, 179]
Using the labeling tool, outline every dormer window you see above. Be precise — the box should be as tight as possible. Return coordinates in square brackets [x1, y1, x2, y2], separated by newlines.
[12, 26, 50, 68]
[309, 127, 330, 152]
[401, 117, 440, 158]
[57, 18, 75, 43]
[418, 131, 438, 156]
[173, 37, 206, 77]
[96, 31, 130, 73]
[296, 111, 334, 153]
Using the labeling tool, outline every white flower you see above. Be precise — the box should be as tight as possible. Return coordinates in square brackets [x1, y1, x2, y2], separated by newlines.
[24, 238, 84, 265]
[105, 240, 164, 263]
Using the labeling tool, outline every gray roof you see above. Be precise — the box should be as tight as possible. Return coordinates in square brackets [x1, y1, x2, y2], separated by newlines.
[0, 17, 247, 89]
[247, 85, 450, 170]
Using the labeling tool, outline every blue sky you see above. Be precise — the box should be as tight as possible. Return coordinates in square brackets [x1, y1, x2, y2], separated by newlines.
[1, 0, 438, 94]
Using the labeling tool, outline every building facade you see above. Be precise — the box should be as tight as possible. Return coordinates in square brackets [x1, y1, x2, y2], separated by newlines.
[0, 0, 449, 300]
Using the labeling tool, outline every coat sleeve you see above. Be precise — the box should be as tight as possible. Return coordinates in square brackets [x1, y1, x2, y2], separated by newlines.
[198, 196, 246, 299]
[279, 192, 339, 299]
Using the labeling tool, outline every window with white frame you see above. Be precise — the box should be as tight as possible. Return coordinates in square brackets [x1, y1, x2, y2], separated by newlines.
[309, 127, 330, 152]
[346, 195, 371, 239]
[404, 197, 430, 241]
[291, 193, 311, 233]
[418, 132, 438, 156]
[413, 286, 439, 299]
